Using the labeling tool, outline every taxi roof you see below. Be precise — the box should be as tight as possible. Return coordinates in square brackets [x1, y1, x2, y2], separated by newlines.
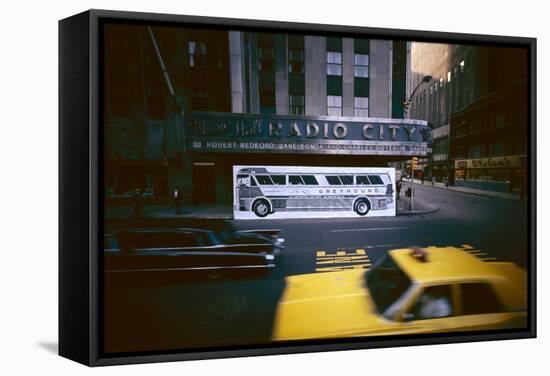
[390, 246, 502, 283]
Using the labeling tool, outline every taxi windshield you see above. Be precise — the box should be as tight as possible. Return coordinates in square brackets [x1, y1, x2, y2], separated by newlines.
[366, 254, 412, 314]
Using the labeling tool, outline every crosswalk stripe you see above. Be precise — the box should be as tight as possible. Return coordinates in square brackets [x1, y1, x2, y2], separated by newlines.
[336, 251, 346, 256]
[316, 255, 369, 261]
[461, 244, 474, 249]
[356, 249, 366, 255]
[480, 257, 497, 261]
[316, 251, 326, 257]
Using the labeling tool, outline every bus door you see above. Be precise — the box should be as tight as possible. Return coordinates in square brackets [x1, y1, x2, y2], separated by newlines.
[236, 174, 252, 200]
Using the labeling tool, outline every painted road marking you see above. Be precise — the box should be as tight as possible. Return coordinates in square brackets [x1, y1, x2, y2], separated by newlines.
[458, 244, 498, 263]
[330, 227, 408, 233]
[315, 248, 371, 272]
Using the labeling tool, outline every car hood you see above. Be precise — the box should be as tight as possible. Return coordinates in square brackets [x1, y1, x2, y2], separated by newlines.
[272, 269, 390, 341]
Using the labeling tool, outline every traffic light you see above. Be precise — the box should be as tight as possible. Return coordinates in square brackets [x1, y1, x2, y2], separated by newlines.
[411, 156, 418, 170]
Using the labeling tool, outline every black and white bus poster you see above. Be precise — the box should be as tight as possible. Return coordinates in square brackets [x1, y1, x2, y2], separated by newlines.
[233, 165, 396, 219]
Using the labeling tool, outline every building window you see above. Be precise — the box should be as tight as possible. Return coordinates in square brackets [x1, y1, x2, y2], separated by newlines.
[260, 91, 276, 114]
[327, 52, 342, 76]
[259, 47, 274, 72]
[327, 95, 342, 116]
[288, 48, 304, 73]
[354, 97, 369, 117]
[188, 41, 206, 67]
[468, 143, 484, 158]
[354, 54, 369, 77]
[289, 94, 305, 115]
[191, 88, 209, 111]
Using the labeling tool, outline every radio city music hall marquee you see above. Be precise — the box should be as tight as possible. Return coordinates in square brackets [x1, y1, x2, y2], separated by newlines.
[185, 112, 432, 156]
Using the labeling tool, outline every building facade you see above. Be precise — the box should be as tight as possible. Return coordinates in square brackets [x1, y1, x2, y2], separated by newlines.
[406, 42, 528, 192]
[103, 24, 431, 206]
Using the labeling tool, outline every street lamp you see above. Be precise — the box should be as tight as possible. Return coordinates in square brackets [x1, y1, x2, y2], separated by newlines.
[402, 75, 431, 211]
[403, 75, 432, 117]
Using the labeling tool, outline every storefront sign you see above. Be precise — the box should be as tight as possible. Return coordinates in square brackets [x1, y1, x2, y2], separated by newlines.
[184, 112, 431, 156]
[454, 155, 525, 169]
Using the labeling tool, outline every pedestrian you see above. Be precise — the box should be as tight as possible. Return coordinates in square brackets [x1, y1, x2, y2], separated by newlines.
[431, 176, 435, 186]
[396, 181, 401, 199]
[444, 177, 449, 188]
[172, 185, 183, 215]
[132, 188, 142, 219]
[421, 174, 424, 184]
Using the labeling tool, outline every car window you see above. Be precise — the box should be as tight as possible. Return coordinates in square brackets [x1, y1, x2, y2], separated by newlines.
[460, 283, 504, 315]
[366, 255, 412, 314]
[411, 285, 454, 320]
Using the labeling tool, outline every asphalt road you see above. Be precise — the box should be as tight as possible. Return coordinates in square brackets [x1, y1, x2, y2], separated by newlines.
[103, 184, 529, 353]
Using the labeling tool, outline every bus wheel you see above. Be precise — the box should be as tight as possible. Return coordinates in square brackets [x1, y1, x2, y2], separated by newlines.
[253, 199, 270, 217]
[354, 199, 370, 216]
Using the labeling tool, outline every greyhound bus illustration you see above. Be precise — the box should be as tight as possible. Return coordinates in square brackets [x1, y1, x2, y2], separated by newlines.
[233, 166, 395, 218]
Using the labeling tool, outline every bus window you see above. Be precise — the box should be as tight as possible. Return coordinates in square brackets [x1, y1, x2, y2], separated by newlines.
[339, 175, 354, 185]
[256, 175, 274, 185]
[237, 174, 250, 186]
[301, 175, 319, 185]
[368, 175, 384, 185]
[270, 175, 286, 185]
[289, 175, 305, 185]
[356, 175, 371, 185]
[326, 176, 342, 185]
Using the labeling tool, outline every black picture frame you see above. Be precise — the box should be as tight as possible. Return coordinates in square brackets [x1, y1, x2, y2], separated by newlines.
[59, 9, 536, 366]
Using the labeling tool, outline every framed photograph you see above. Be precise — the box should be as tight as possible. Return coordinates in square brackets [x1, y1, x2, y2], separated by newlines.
[59, 9, 536, 366]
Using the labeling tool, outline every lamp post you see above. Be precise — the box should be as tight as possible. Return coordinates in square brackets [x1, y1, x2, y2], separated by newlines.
[403, 75, 432, 211]
[403, 75, 432, 117]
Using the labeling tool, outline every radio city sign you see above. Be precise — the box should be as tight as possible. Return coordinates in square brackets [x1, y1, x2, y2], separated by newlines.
[185, 112, 431, 156]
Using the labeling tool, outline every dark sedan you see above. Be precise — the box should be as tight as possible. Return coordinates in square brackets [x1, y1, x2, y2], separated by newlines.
[104, 220, 284, 279]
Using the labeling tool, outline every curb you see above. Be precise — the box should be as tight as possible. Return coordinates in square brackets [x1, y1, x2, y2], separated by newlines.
[397, 205, 440, 216]
[402, 179, 520, 201]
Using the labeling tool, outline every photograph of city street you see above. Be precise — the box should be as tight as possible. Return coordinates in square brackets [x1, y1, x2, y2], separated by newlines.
[102, 21, 530, 354]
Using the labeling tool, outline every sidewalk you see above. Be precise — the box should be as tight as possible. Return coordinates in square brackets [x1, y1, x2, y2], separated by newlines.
[104, 204, 233, 221]
[402, 178, 521, 201]
[396, 195, 439, 216]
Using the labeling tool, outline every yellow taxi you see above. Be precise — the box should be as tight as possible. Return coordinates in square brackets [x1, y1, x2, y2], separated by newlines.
[272, 246, 527, 341]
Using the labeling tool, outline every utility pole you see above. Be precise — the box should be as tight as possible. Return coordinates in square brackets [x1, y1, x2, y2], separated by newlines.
[410, 156, 418, 210]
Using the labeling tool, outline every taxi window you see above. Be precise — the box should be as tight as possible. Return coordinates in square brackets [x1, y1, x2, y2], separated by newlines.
[411, 285, 454, 320]
[460, 283, 504, 315]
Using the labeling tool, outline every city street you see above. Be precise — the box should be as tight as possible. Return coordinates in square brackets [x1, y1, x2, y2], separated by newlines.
[103, 184, 529, 353]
